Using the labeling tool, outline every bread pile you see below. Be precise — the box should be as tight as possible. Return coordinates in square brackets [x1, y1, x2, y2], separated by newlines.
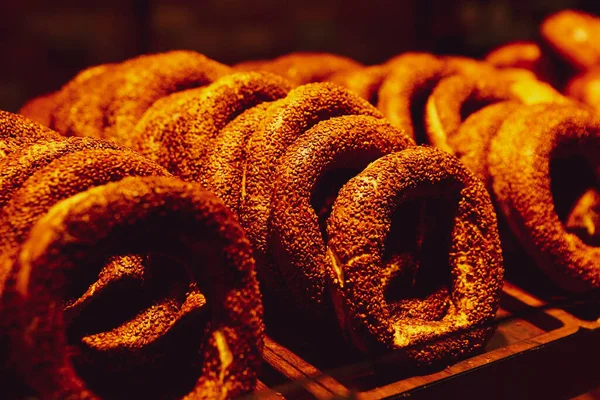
[3, 7, 597, 399]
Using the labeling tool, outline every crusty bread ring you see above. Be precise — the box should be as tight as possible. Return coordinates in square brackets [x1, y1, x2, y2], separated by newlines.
[448, 101, 521, 185]
[488, 103, 600, 291]
[328, 52, 440, 105]
[485, 41, 555, 83]
[240, 83, 381, 289]
[234, 52, 362, 85]
[326, 146, 503, 365]
[0, 111, 61, 159]
[566, 67, 600, 113]
[131, 71, 292, 182]
[204, 102, 273, 215]
[541, 9, 600, 71]
[269, 115, 414, 312]
[18, 92, 59, 127]
[8, 176, 263, 399]
[425, 74, 568, 152]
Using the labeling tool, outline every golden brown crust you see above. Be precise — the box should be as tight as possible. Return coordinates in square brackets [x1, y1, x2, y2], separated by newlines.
[131, 71, 292, 182]
[449, 101, 521, 185]
[18, 92, 58, 127]
[49, 51, 231, 144]
[566, 68, 600, 113]
[328, 53, 440, 104]
[0, 111, 61, 159]
[541, 9, 600, 71]
[234, 52, 362, 85]
[204, 102, 273, 215]
[488, 103, 600, 291]
[378, 56, 452, 142]
[0, 147, 168, 295]
[7, 176, 263, 399]
[0, 137, 119, 212]
[328, 65, 387, 104]
[425, 74, 569, 152]
[326, 146, 503, 364]
[49, 63, 117, 137]
[269, 115, 414, 312]
[485, 41, 555, 83]
[240, 83, 382, 290]
[104, 51, 231, 147]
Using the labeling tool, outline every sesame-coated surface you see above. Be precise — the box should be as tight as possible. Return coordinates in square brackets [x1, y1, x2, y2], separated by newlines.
[541, 9, 600, 71]
[485, 41, 555, 83]
[103, 51, 231, 147]
[234, 52, 362, 85]
[326, 147, 503, 365]
[425, 74, 568, 152]
[0, 111, 61, 158]
[269, 115, 415, 313]
[376, 55, 450, 141]
[328, 65, 388, 104]
[131, 71, 292, 182]
[566, 67, 600, 113]
[48, 51, 230, 144]
[0, 133, 192, 398]
[205, 102, 273, 215]
[378, 54, 541, 145]
[8, 176, 263, 399]
[488, 103, 600, 291]
[328, 53, 440, 105]
[239, 83, 382, 290]
[49, 63, 117, 137]
[449, 101, 521, 185]
[18, 92, 59, 127]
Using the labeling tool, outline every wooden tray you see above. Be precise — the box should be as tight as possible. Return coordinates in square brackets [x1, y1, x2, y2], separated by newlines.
[246, 281, 581, 399]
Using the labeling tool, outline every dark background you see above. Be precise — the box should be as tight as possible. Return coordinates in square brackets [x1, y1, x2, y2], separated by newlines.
[2, 0, 600, 112]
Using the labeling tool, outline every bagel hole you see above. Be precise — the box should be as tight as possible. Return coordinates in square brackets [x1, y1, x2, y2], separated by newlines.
[369, 87, 380, 106]
[66, 252, 210, 399]
[56, 207, 252, 398]
[550, 149, 599, 246]
[311, 167, 362, 241]
[65, 254, 195, 339]
[383, 185, 460, 322]
[459, 95, 502, 128]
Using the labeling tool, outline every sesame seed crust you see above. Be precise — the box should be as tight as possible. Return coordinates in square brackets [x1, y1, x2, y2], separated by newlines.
[234, 52, 362, 85]
[377, 56, 451, 139]
[328, 53, 440, 105]
[8, 176, 263, 399]
[239, 83, 382, 288]
[488, 103, 600, 291]
[0, 111, 61, 159]
[49, 63, 118, 138]
[205, 102, 273, 215]
[485, 41, 554, 83]
[424, 74, 568, 153]
[47, 51, 230, 144]
[131, 71, 292, 182]
[326, 146, 503, 365]
[269, 115, 415, 313]
[449, 101, 521, 186]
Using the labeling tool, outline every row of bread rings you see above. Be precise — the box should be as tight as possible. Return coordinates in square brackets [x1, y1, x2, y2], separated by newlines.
[0, 111, 263, 399]
[16, 51, 507, 397]
[16, 39, 599, 396]
[329, 47, 600, 292]
[485, 9, 600, 114]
